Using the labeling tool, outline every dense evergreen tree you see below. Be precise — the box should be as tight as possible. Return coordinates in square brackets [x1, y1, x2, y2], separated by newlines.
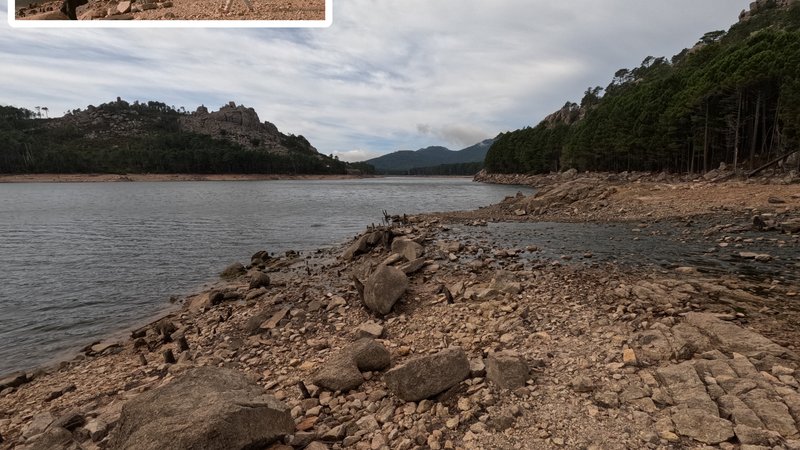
[485, 4, 800, 174]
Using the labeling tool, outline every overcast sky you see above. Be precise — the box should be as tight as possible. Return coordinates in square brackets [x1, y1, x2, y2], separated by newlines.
[1, 1, 750, 161]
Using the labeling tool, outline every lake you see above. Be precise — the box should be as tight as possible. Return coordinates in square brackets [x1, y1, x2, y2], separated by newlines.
[0, 177, 530, 374]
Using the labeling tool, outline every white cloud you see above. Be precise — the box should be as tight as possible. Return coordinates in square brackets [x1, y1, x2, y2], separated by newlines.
[0, 1, 751, 157]
[332, 149, 384, 162]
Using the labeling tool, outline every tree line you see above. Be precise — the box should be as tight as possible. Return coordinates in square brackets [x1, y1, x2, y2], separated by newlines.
[485, 3, 800, 175]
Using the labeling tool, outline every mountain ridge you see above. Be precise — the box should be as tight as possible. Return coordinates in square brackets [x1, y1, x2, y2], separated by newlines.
[364, 138, 494, 174]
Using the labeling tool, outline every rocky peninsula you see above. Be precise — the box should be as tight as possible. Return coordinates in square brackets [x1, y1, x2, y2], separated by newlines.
[1, 172, 799, 450]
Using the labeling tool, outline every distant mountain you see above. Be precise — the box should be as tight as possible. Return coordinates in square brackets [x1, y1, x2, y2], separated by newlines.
[364, 139, 494, 173]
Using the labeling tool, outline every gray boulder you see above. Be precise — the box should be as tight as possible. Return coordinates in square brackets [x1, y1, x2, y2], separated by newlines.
[342, 233, 370, 261]
[390, 238, 423, 261]
[219, 262, 246, 279]
[108, 367, 293, 450]
[485, 351, 530, 389]
[0, 371, 28, 389]
[350, 338, 391, 372]
[312, 339, 391, 392]
[363, 265, 408, 315]
[312, 358, 365, 392]
[248, 271, 270, 289]
[384, 347, 470, 401]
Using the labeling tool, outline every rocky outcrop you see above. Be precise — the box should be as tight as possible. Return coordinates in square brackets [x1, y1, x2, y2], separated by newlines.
[40, 98, 323, 158]
[108, 367, 293, 450]
[740, 0, 797, 22]
[631, 313, 800, 446]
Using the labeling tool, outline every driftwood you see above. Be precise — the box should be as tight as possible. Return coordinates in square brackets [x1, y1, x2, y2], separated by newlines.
[747, 149, 800, 178]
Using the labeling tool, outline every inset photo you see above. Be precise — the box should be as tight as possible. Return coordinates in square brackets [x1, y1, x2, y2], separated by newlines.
[10, 0, 329, 26]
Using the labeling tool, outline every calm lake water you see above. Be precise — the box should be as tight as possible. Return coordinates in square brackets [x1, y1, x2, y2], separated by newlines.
[0, 177, 530, 374]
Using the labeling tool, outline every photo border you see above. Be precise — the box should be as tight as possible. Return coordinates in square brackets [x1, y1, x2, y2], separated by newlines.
[8, 0, 332, 27]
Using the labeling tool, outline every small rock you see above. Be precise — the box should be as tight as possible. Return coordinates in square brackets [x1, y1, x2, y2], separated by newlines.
[220, 262, 246, 279]
[570, 375, 595, 393]
[485, 351, 529, 390]
[116, 0, 130, 13]
[623, 348, 638, 367]
[85, 419, 109, 442]
[305, 442, 329, 450]
[469, 358, 486, 378]
[312, 339, 390, 392]
[356, 322, 385, 339]
[249, 271, 270, 289]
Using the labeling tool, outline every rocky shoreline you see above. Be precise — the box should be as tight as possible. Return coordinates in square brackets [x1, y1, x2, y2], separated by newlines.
[1, 175, 799, 450]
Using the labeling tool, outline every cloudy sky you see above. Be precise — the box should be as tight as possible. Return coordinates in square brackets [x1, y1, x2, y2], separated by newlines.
[1, 1, 749, 161]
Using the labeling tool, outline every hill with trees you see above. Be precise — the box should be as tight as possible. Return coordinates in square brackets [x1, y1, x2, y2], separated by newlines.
[364, 139, 493, 175]
[0, 98, 369, 175]
[485, 1, 800, 175]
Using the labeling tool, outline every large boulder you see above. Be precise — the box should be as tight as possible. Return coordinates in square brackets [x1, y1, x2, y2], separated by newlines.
[363, 265, 408, 315]
[108, 367, 293, 450]
[383, 347, 470, 401]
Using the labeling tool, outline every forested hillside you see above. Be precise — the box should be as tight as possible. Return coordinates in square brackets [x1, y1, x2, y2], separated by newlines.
[485, 2, 800, 175]
[0, 100, 360, 175]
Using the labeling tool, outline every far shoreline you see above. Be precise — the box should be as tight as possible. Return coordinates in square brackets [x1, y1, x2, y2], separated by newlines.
[0, 173, 483, 183]
[0, 173, 379, 183]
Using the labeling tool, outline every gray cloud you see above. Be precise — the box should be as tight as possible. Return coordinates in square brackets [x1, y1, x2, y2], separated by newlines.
[0, 1, 750, 159]
[417, 123, 490, 149]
